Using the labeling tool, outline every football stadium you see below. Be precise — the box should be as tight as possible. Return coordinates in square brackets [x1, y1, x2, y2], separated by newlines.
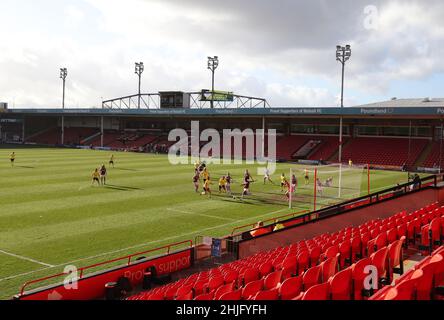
[1, 0, 444, 310]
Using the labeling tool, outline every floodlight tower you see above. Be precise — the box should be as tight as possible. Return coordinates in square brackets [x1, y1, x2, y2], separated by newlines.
[336, 44, 351, 164]
[60, 67, 68, 145]
[207, 56, 219, 108]
[135, 62, 144, 109]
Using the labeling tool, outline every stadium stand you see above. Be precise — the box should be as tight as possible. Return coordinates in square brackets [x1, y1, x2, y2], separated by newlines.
[87, 131, 159, 150]
[275, 135, 310, 160]
[26, 128, 436, 168]
[28, 127, 98, 145]
[125, 202, 444, 300]
[335, 137, 429, 167]
[27, 127, 161, 150]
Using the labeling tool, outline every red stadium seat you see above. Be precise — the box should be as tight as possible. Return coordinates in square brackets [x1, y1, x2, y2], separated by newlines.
[147, 291, 165, 300]
[374, 232, 387, 251]
[258, 262, 273, 278]
[387, 237, 405, 282]
[176, 284, 194, 299]
[352, 257, 372, 300]
[279, 276, 303, 300]
[416, 262, 438, 300]
[323, 245, 339, 260]
[214, 282, 234, 300]
[397, 224, 407, 243]
[309, 246, 321, 267]
[297, 251, 310, 275]
[241, 268, 260, 286]
[298, 282, 330, 300]
[370, 247, 389, 286]
[320, 255, 338, 282]
[194, 292, 214, 300]
[360, 232, 371, 256]
[350, 236, 362, 262]
[204, 276, 224, 293]
[383, 288, 400, 300]
[252, 288, 279, 300]
[387, 228, 398, 244]
[429, 254, 444, 287]
[302, 265, 322, 290]
[223, 270, 238, 285]
[176, 290, 194, 300]
[281, 258, 297, 279]
[430, 218, 442, 246]
[367, 239, 376, 256]
[329, 268, 352, 300]
[264, 270, 283, 290]
[193, 280, 207, 296]
[392, 269, 423, 300]
[339, 240, 351, 268]
[242, 279, 264, 300]
[219, 289, 242, 301]
[406, 220, 418, 244]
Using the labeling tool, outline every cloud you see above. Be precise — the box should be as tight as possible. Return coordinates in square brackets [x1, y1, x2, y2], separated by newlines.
[0, 0, 444, 108]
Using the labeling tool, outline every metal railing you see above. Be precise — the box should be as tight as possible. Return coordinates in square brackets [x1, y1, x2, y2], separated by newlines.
[233, 174, 441, 241]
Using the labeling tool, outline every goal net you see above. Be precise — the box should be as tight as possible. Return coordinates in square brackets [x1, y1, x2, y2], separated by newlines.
[288, 163, 369, 211]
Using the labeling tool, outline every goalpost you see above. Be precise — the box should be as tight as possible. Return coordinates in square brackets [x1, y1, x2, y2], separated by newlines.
[289, 163, 371, 210]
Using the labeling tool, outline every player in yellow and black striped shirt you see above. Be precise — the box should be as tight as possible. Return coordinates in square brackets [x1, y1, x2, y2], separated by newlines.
[10, 152, 15, 167]
[92, 168, 100, 186]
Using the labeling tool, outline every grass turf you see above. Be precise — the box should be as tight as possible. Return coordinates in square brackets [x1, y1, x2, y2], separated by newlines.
[0, 146, 415, 299]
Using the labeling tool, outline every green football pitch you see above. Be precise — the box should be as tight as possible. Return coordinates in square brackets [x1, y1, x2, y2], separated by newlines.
[0, 146, 415, 299]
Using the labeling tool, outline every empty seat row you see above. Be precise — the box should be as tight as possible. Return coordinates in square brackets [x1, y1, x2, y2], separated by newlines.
[126, 203, 443, 300]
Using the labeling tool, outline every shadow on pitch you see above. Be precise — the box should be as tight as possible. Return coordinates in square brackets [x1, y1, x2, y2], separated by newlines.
[16, 165, 35, 169]
[104, 184, 143, 191]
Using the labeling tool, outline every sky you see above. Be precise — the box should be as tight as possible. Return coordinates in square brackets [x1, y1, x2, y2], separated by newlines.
[1, 0, 444, 108]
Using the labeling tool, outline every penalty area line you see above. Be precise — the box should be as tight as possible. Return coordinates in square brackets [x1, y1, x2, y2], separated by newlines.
[0, 249, 54, 268]
[166, 207, 236, 222]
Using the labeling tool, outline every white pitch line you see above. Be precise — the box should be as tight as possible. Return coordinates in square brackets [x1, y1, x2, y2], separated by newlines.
[0, 207, 289, 282]
[0, 267, 52, 283]
[0, 249, 54, 268]
[166, 207, 236, 222]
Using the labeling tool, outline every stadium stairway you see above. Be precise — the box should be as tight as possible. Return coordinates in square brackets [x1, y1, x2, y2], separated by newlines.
[414, 140, 434, 168]
[307, 136, 346, 162]
[275, 135, 309, 160]
[125, 202, 444, 300]
[25, 127, 57, 143]
[369, 245, 444, 300]
[422, 141, 444, 169]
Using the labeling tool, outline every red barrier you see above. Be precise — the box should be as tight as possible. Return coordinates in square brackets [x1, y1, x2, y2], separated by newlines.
[18, 240, 192, 300]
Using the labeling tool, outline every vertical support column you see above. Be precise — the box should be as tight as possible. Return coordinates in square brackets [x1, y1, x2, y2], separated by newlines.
[22, 117, 25, 143]
[367, 163, 370, 195]
[262, 116, 265, 158]
[289, 167, 293, 209]
[61, 115, 64, 145]
[313, 168, 318, 212]
[101, 116, 104, 148]
[338, 116, 343, 163]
